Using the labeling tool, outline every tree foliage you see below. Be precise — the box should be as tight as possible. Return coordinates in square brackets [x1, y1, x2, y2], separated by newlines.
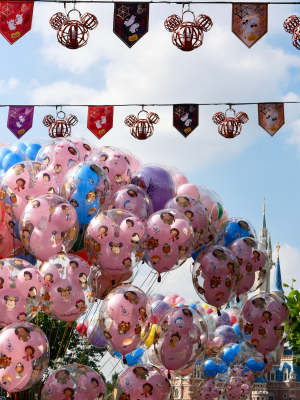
[283, 279, 300, 367]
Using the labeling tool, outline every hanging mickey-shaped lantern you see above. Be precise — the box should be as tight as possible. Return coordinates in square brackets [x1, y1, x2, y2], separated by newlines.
[212, 107, 249, 139]
[283, 15, 300, 49]
[43, 109, 78, 138]
[49, 4, 98, 49]
[124, 107, 160, 140]
[164, 5, 213, 52]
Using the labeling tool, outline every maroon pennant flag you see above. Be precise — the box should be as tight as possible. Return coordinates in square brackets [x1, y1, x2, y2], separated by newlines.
[0, 1, 34, 45]
[173, 105, 199, 138]
[113, 3, 149, 48]
[7, 106, 34, 139]
[232, 3, 268, 48]
[87, 106, 114, 140]
[258, 103, 285, 137]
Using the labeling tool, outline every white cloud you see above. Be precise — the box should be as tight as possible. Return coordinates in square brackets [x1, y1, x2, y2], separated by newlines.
[0, 78, 19, 94]
[271, 243, 300, 292]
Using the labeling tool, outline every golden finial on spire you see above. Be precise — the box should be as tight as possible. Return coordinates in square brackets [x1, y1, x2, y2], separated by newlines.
[276, 241, 280, 259]
[263, 198, 265, 214]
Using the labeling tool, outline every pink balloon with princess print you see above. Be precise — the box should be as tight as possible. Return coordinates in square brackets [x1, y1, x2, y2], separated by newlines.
[18, 195, 79, 261]
[0, 161, 60, 224]
[0, 322, 49, 393]
[196, 378, 221, 400]
[87, 146, 132, 197]
[0, 258, 43, 327]
[225, 376, 250, 400]
[154, 305, 207, 372]
[40, 363, 106, 400]
[113, 364, 171, 400]
[144, 209, 194, 280]
[99, 285, 153, 357]
[36, 138, 81, 186]
[164, 195, 211, 251]
[229, 238, 268, 297]
[109, 184, 154, 226]
[239, 293, 289, 356]
[39, 253, 96, 322]
[68, 136, 96, 162]
[84, 209, 147, 278]
[192, 245, 241, 311]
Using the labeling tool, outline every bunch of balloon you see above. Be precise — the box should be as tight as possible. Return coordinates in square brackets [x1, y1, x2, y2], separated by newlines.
[109, 184, 154, 225]
[13, 138, 42, 161]
[0, 143, 30, 183]
[99, 285, 153, 362]
[0, 322, 49, 395]
[84, 209, 147, 282]
[144, 209, 194, 282]
[87, 146, 132, 196]
[18, 195, 79, 261]
[36, 138, 81, 186]
[0, 258, 43, 326]
[192, 245, 241, 314]
[239, 293, 289, 361]
[228, 237, 268, 301]
[164, 194, 211, 252]
[112, 364, 171, 400]
[154, 305, 207, 376]
[39, 253, 96, 322]
[41, 363, 106, 400]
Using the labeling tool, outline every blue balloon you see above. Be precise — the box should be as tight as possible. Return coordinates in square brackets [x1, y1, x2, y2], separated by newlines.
[176, 303, 184, 307]
[215, 218, 254, 247]
[216, 363, 227, 374]
[12, 141, 27, 151]
[204, 368, 217, 377]
[2, 153, 23, 172]
[246, 358, 265, 372]
[204, 360, 216, 372]
[0, 148, 11, 169]
[189, 303, 197, 309]
[231, 344, 241, 355]
[232, 323, 243, 343]
[26, 144, 41, 160]
[114, 350, 122, 358]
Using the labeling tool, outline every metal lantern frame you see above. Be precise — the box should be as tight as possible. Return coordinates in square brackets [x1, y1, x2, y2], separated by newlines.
[49, 5, 98, 50]
[124, 107, 160, 140]
[283, 15, 300, 50]
[43, 109, 78, 139]
[213, 108, 248, 139]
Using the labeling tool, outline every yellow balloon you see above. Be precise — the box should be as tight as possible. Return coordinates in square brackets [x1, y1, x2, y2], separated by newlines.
[202, 304, 209, 309]
[144, 324, 157, 348]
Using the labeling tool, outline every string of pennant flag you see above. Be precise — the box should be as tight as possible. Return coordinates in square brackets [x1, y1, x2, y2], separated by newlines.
[3, 102, 292, 140]
[2, 1, 300, 49]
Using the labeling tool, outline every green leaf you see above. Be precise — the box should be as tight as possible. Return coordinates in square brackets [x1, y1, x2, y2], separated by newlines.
[283, 283, 290, 288]
[292, 279, 297, 283]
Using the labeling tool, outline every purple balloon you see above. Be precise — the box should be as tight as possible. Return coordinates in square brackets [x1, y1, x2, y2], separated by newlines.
[213, 310, 231, 327]
[87, 322, 106, 348]
[152, 300, 172, 322]
[215, 325, 237, 345]
[131, 164, 176, 212]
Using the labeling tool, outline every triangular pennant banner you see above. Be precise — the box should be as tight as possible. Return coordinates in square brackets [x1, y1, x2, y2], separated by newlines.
[113, 3, 149, 48]
[258, 102, 285, 136]
[0, 1, 34, 44]
[7, 106, 34, 139]
[87, 106, 114, 139]
[173, 104, 199, 138]
[232, 3, 268, 48]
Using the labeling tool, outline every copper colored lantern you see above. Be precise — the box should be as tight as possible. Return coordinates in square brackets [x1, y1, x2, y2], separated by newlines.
[283, 15, 300, 49]
[43, 110, 78, 139]
[124, 107, 160, 140]
[212, 108, 248, 139]
[50, 6, 98, 50]
[165, 6, 212, 52]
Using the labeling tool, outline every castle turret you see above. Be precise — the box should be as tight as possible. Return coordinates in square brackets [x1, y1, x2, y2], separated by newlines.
[271, 242, 284, 298]
[260, 199, 268, 249]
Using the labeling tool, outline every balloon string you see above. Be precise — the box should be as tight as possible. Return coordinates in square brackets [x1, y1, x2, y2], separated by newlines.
[48, 319, 54, 341]
[60, 325, 74, 364]
[140, 271, 153, 290]
[51, 320, 62, 351]
[53, 322, 69, 370]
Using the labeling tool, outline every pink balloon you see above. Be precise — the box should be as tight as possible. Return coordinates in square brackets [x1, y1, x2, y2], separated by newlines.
[109, 184, 154, 225]
[177, 184, 200, 198]
[0, 322, 49, 393]
[41, 363, 106, 400]
[192, 245, 241, 311]
[0, 208, 14, 258]
[145, 209, 194, 279]
[87, 147, 132, 196]
[114, 364, 171, 400]
[0, 258, 43, 327]
[99, 285, 153, 356]
[155, 306, 207, 372]
[175, 297, 185, 305]
[197, 378, 221, 400]
[96, 270, 133, 300]
[240, 293, 289, 356]
[39, 253, 96, 322]
[225, 376, 250, 400]
[85, 209, 146, 278]
[68, 136, 96, 162]
[36, 138, 81, 187]
[19, 195, 79, 261]
[165, 195, 211, 251]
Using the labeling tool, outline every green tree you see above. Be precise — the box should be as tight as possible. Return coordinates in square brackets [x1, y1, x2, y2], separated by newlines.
[283, 279, 300, 367]
[106, 372, 119, 399]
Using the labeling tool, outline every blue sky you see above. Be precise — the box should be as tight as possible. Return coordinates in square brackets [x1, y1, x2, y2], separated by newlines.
[1, 0, 300, 378]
